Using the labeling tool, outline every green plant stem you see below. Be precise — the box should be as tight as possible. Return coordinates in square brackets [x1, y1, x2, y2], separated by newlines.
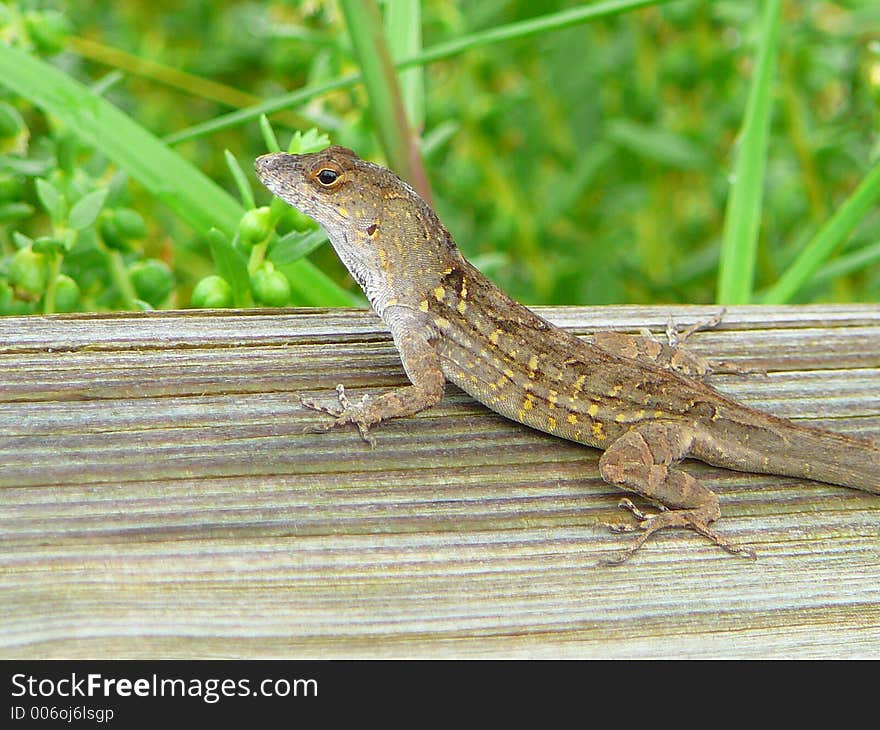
[248, 240, 269, 275]
[164, 0, 673, 145]
[42, 253, 62, 314]
[68, 35, 312, 130]
[107, 249, 139, 308]
[717, 0, 780, 304]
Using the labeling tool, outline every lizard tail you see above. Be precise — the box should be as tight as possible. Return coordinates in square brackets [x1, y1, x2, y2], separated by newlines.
[698, 414, 880, 494]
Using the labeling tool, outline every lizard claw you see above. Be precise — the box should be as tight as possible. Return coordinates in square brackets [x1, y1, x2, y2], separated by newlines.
[600, 500, 756, 565]
[299, 385, 379, 446]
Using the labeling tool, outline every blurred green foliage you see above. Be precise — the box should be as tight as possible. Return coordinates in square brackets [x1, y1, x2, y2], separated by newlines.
[0, 0, 878, 314]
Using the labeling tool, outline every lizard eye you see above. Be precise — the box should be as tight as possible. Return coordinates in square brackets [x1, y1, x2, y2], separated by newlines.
[315, 168, 341, 187]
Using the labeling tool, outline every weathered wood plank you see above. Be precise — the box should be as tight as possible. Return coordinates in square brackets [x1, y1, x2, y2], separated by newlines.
[1, 304, 879, 658]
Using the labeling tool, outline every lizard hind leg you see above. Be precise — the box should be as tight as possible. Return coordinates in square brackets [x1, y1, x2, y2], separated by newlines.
[597, 421, 756, 565]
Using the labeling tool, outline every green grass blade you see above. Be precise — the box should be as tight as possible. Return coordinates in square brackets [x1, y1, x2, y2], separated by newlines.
[0, 43, 240, 235]
[717, 0, 781, 304]
[164, 75, 360, 146]
[761, 157, 880, 303]
[385, 0, 424, 131]
[164, 0, 672, 145]
[809, 240, 880, 288]
[338, 0, 431, 201]
[0, 43, 355, 306]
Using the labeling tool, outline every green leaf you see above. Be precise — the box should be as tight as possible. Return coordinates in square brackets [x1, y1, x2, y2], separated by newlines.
[68, 188, 108, 230]
[259, 114, 281, 153]
[0, 202, 33, 224]
[206, 228, 251, 307]
[224, 149, 255, 210]
[287, 128, 331, 155]
[0, 154, 52, 176]
[35, 177, 65, 222]
[12, 231, 33, 249]
[268, 228, 329, 266]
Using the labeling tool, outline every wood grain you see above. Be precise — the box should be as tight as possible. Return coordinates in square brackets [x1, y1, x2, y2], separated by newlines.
[1, 304, 879, 658]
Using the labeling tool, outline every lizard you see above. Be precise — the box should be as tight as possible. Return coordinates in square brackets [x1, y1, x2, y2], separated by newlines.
[254, 145, 880, 564]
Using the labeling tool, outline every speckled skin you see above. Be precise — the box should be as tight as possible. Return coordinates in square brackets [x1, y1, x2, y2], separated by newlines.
[255, 146, 879, 562]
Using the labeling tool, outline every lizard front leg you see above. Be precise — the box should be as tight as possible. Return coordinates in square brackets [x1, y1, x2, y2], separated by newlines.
[598, 420, 756, 564]
[300, 306, 445, 445]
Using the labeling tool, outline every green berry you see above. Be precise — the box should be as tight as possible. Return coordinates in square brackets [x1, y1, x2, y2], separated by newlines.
[191, 275, 232, 309]
[24, 10, 72, 55]
[239, 206, 273, 247]
[53, 274, 80, 312]
[98, 211, 125, 250]
[114, 208, 147, 240]
[129, 259, 174, 307]
[8, 246, 48, 299]
[251, 262, 291, 306]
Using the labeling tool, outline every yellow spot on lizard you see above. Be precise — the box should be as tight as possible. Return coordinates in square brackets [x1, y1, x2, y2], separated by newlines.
[433, 286, 445, 301]
[419, 299, 429, 312]
[547, 415, 557, 430]
[517, 393, 535, 421]
[567, 413, 578, 425]
[591, 422, 606, 440]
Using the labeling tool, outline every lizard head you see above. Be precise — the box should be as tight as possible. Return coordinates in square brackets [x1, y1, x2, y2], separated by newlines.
[254, 145, 417, 235]
[255, 146, 451, 312]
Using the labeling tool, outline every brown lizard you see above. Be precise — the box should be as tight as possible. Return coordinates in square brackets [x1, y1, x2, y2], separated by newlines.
[254, 145, 880, 564]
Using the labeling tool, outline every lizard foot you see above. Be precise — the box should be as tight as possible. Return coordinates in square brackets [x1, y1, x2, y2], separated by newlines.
[664, 310, 765, 377]
[594, 309, 759, 377]
[600, 499, 756, 566]
[299, 384, 378, 446]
